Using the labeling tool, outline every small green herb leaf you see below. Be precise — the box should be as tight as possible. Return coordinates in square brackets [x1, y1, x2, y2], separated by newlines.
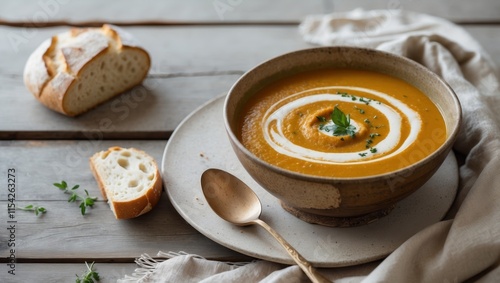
[332, 107, 350, 127]
[338, 91, 359, 101]
[76, 261, 100, 283]
[17, 204, 47, 216]
[68, 193, 78, 203]
[53, 181, 67, 190]
[54, 181, 98, 216]
[79, 203, 86, 216]
[317, 106, 357, 137]
[331, 107, 357, 137]
[354, 106, 365, 114]
[316, 116, 326, 123]
[359, 97, 372, 105]
[36, 207, 47, 216]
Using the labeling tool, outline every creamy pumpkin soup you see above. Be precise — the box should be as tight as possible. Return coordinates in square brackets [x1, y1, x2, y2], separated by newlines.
[238, 69, 447, 178]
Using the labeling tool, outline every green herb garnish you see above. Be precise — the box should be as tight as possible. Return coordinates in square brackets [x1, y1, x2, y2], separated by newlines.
[76, 261, 100, 283]
[370, 147, 378, 153]
[365, 139, 373, 148]
[338, 92, 357, 101]
[354, 106, 365, 114]
[366, 133, 381, 148]
[359, 153, 367, 157]
[359, 97, 372, 105]
[17, 204, 47, 216]
[54, 181, 97, 215]
[317, 106, 357, 137]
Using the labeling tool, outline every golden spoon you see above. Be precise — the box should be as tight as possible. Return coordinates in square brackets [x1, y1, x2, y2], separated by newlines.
[201, 168, 330, 283]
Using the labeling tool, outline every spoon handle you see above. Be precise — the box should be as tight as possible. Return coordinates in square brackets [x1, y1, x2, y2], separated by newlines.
[253, 219, 331, 283]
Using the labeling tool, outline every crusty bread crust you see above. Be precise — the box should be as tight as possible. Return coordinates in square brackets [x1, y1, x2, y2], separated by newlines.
[89, 146, 162, 219]
[24, 24, 151, 116]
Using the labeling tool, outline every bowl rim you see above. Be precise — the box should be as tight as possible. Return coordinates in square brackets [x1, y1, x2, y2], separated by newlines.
[224, 46, 462, 183]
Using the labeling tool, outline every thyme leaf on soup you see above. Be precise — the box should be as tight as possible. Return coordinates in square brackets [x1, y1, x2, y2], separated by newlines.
[354, 106, 365, 114]
[366, 133, 381, 148]
[317, 107, 356, 137]
[365, 139, 373, 148]
[359, 97, 372, 105]
[337, 91, 357, 101]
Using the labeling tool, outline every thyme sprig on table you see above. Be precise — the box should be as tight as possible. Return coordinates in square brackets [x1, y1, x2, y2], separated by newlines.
[76, 261, 100, 283]
[54, 181, 97, 215]
[17, 204, 47, 216]
[317, 106, 357, 137]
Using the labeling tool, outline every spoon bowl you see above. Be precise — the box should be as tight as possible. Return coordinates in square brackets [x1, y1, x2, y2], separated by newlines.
[201, 168, 331, 283]
[201, 168, 261, 225]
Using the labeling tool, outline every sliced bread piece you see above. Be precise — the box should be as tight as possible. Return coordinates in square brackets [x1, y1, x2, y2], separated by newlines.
[90, 147, 162, 219]
[24, 24, 151, 116]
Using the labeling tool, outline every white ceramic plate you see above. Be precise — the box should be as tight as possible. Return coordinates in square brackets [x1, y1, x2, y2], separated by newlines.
[161, 95, 458, 267]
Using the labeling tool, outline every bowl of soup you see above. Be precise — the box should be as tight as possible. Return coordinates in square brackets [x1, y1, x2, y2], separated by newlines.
[224, 46, 461, 227]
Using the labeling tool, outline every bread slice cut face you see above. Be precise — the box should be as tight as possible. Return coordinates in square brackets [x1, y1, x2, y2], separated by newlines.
[24, 24, 150, 116]
[90, 147, 162, 219]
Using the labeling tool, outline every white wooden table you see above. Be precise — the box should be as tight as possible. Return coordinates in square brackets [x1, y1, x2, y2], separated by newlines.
[1, 1, 499, 281]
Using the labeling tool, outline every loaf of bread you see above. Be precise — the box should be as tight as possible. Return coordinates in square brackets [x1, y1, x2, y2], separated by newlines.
[24, 24, 151, 116]
[89, 147, 162, 219]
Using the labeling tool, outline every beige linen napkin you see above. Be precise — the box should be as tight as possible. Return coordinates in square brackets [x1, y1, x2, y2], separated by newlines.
[120, 9, 500, 282]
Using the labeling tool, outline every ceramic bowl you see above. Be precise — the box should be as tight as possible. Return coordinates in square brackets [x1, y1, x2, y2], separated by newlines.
[223, 47, 461, 227]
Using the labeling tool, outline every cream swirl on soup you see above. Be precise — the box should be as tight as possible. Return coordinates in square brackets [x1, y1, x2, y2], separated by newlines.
[263, 87, 422, 164]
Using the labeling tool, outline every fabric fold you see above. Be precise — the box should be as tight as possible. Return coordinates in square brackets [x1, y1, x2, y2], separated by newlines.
[299, 9, 500, 283]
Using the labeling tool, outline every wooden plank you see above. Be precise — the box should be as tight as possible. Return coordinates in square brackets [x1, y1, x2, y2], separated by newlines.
[0, 25, 498, 138]
[0, 75, 237, 139]
[2, 25, 498, 77]
[2, 263, 137, 283]
[0, 197, 249, 261]
[0, 0, 327, 25]
[0, 26, 312, 75]
[0, 140, 251, 262]
[0, 140, 166, 200]
[0, 0, 499, 24]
